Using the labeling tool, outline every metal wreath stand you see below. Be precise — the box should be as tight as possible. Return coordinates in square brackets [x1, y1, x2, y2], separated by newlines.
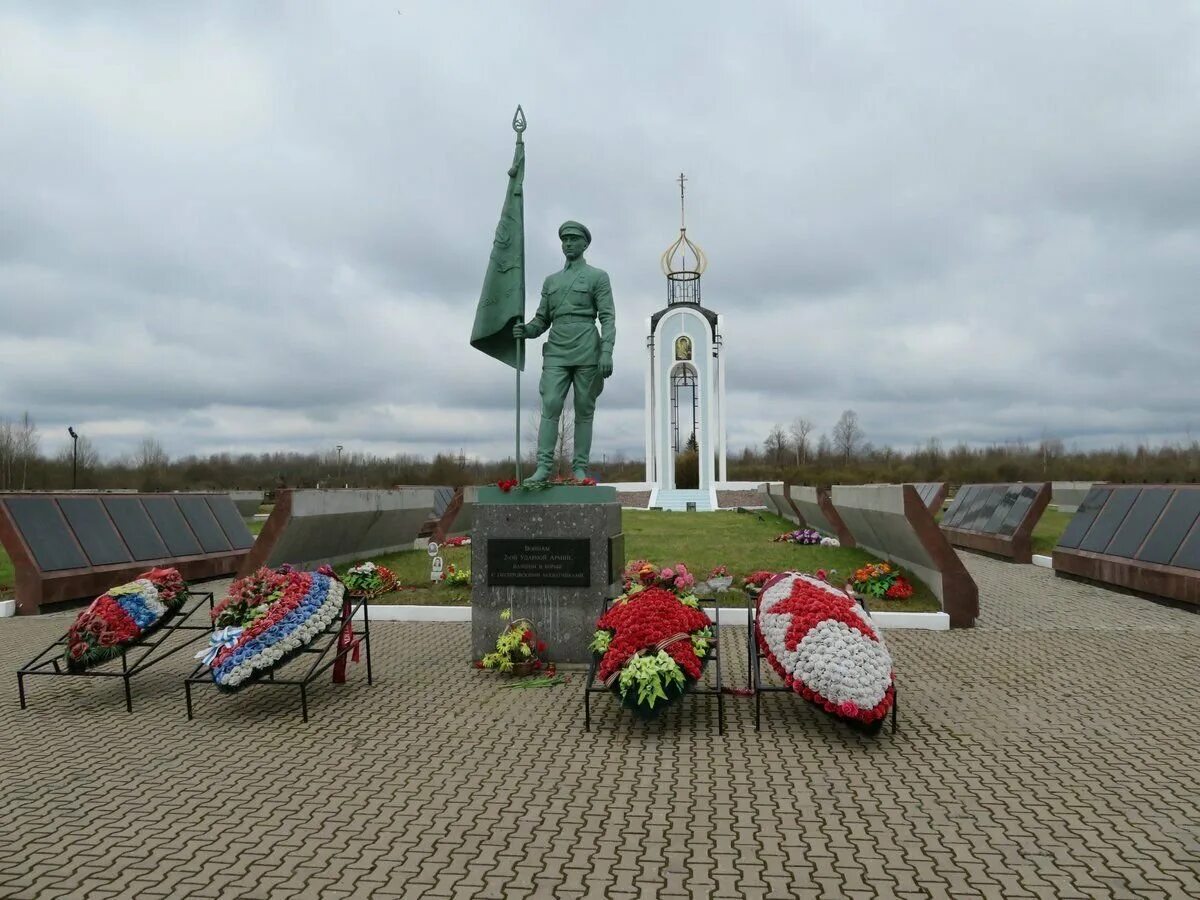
[746, 584, 899, 734]
[584, 595, 725, 734]
[184, 590, 373, 723]
[17, 589, 215, 714]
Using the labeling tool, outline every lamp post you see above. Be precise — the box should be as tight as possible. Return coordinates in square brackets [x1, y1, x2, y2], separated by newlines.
[68, 427, 78, 489]
[336, 444, 343, 485]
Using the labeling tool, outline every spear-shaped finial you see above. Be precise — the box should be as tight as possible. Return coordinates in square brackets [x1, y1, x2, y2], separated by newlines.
[512, 105, 527, 143]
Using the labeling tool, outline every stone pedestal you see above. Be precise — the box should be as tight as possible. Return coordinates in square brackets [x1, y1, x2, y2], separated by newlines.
[471, 486, 624, 664]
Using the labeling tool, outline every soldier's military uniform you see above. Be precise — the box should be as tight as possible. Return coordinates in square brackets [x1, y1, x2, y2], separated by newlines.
[521, 221, 615, 478]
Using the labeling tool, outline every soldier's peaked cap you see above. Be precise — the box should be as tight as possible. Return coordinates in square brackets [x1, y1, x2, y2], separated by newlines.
[558, 220, 591, 244]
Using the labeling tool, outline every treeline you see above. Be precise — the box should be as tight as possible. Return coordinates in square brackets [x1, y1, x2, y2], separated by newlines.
[753, 411, 1200, 486]
[4, 411, 1200, 492]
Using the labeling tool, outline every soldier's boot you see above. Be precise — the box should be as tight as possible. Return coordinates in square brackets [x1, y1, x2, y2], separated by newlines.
[572, 415, 594, 481]
[527, 415, 559, 482]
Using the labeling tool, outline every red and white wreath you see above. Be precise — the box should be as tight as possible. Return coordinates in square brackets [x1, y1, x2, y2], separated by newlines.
[756, 572, 894, 727]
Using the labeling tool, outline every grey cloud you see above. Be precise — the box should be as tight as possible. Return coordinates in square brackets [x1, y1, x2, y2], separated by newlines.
[2, 1, 1199, 463]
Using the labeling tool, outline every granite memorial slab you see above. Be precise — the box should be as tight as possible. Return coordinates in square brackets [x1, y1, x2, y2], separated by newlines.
[471, 485, 622, 665]
[0, 492, 250, 615]
[939, 482, 1050, 563]
[1053, 484, 1200, 607]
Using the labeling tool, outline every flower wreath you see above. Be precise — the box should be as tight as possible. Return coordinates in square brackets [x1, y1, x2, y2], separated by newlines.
[205, 570, 344, 690]
[755, 571, 894, 731]
[590, 586, 713, 717]
[64, 568, 187, 671]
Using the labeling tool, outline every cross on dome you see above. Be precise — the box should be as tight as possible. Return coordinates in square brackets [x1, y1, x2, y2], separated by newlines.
[660, 171, 707, 279]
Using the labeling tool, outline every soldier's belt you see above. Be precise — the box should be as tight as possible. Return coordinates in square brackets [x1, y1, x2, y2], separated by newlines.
[553, 314, 595, 323]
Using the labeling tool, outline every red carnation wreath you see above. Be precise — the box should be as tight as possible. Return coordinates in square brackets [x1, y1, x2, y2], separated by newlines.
[591, 587, 713, 717]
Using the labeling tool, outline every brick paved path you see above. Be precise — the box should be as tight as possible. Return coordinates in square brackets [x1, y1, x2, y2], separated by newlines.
[1, 554, 1198, 898]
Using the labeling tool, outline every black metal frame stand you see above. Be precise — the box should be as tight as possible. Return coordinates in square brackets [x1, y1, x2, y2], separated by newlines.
[183, 593, 372, 723]
[584, 596, 724, 734]
[16, 590, 215, 713]
[746, 589, 898, 733]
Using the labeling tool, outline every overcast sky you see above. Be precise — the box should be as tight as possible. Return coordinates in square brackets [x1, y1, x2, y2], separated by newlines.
[2, 1, 1199, 464]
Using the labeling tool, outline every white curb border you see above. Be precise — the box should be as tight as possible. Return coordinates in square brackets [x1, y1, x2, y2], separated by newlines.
[356, 604, 951, 631]
[0, 599, 15, 618]
[1032, 554, 1053, 569]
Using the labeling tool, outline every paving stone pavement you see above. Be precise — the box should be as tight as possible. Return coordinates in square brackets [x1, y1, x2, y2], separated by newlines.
[1, 553, 1199, 899]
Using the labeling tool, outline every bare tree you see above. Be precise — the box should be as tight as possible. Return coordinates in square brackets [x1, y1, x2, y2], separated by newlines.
[136, 437, 168, 473]
[56, 435, 101, 471]
[12, 412, 38, 490]
[1038, 432, 1065, 476]
[763, 423, 788, 466]
[524, 408, 574, 476]
[831, 409, 863, 463]
[789, 417, 814, 465]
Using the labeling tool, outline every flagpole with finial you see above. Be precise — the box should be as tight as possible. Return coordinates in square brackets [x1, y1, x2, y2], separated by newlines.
[512, 104, 526, 483]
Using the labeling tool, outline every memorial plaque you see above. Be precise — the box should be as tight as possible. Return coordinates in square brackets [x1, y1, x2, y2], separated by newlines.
[963, 486, 1000, 530]
[177, 495, 232, 553]
[998, 486, 1037, 536]
[983, 488, 1019, 533]
[1079, 487, 1138, 553]
[942, 487, 971, 528]
[487, 538, 590, 587]
[143, 497, 203, 557]
[1057, 487, 1112, 549]
[943, 485, 976, 528]
[205, 496, 256, 550]
[59, 497, 132, 567]
[1138, 490, 1200, 565]
[1170, 517, 1200, 571]
[3, 498, 88, 572]
[103, 497, 170, 561]
[1106, 487, 1172, 559]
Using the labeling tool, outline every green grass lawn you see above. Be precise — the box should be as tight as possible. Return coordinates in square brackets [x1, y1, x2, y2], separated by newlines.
[247, 518, 264, 536]
[0, 546, 13, 596]
[362, 509, 940, 612]
[1031, 507, 1073, 556]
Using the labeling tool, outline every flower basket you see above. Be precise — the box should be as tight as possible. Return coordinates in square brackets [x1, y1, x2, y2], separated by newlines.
[63, 568, 187, 671]
[341, 561, 398, 600]
[755, 572, 894, 732]
[478, 617, 547, 674]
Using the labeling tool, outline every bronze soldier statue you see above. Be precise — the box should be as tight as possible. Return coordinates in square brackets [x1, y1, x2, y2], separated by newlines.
[513, 221, 616, 481]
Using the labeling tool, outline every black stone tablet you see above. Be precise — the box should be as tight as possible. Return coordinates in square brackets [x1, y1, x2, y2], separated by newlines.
[3, 497, 88, 571]
[177, 495, 231, 554]
[143, 497, 202, 557]
[103, 496, 170, 561]
[59, 497, 131, 566]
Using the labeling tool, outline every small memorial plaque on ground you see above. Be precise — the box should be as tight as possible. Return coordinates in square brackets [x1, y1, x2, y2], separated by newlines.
[487, 539, 590, 587]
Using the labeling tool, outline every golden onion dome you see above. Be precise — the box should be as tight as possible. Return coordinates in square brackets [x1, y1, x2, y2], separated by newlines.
[660, 172, 707, 280]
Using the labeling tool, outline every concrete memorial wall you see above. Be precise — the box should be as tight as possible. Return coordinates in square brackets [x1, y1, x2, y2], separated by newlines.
[784, 483, 856, 548]
[912, 482, 948, 512]
[940, 482, 1051, 563]
[1051, 482, 1097, 513]
[758, 482, 796, 523]
[431, 486, 478, 544]
[229, 490, 265, 518]
[831, 484, 978, 627]
[1053, 484, 1200, 607]
[0, 492, 253, 615]
[238, 488, 437, 575]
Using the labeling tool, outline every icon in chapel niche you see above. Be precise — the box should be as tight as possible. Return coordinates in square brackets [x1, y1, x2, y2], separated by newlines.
[674, 335, 693, 361]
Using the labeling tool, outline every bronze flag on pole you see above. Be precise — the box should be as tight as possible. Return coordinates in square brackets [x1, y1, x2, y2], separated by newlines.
[470, 112, 526, 371]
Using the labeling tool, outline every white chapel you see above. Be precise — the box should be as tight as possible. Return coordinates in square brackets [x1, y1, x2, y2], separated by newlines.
[643, 175, 728, 510]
